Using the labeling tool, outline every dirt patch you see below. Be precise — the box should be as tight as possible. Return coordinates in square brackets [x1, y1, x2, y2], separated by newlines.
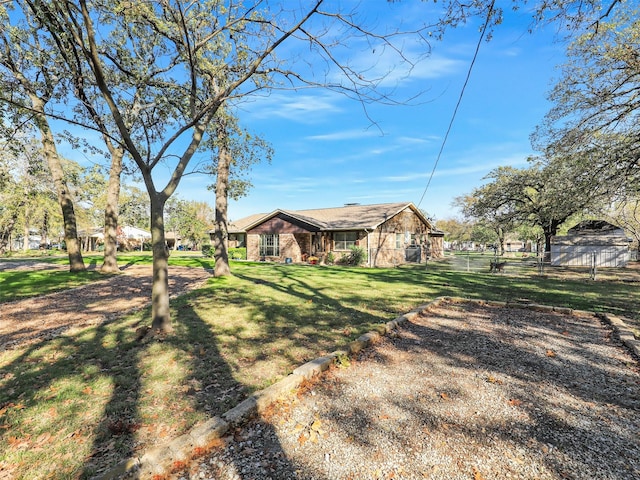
[0, 265, 211, 350]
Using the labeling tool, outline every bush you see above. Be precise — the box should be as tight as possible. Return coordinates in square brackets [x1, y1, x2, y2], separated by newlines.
[338, 246, 367, 266]
[229, 247, 247, 260]
[201, 245, 246, 260]
[325, 251, 335, 265]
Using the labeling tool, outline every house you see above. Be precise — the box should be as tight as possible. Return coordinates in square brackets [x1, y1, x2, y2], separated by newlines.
[213, 202, 444, 267]
[550, 220, 632, 267]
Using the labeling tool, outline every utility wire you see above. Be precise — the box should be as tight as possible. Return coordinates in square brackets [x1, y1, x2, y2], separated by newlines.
[417, 0, 496, 210]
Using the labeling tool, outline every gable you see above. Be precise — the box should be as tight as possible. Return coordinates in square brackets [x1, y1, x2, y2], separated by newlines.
[247, 213, 320, 234]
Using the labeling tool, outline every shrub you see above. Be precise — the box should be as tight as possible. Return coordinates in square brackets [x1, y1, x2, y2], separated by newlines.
[229, 247, 247, 260]
[202, 245, 246, 260]
[325, 251, 335, 265]
[338, 246, 367, 266]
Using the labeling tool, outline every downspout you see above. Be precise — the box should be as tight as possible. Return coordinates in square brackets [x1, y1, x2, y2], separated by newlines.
[364, 228, 371, 267]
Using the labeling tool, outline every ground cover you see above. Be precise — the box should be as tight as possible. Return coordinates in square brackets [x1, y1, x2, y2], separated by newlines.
[1, 254, 639, 479]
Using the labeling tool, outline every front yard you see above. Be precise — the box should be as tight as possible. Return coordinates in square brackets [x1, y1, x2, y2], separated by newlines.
[1, 254, 639, 478]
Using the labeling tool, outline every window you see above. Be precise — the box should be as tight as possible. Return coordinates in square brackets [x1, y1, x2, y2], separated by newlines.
[395, 233, 404, 249]
[259, 234, 279, 256]
[229, 233, 246, 247]
[334, 231, 357, 250]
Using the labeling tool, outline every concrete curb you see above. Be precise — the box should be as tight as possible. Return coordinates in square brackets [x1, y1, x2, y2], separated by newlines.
[597, 312, 640, 360]
[94, 296, 639, 479]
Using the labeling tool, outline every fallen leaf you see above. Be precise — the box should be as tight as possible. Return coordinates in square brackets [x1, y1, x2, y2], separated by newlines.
[472, 466, 486, 480]
[546, 349, 556, 358]
[486, 375, 503, 385]
[508, 398, 522, 407]
[439, 392, 450, 400]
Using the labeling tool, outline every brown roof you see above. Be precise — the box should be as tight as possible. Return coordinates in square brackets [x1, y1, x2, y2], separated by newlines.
[231, 202, 432, 232]
[227, 213, 268, 233]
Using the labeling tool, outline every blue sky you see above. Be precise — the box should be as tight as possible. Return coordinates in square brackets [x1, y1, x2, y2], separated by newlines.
[61, 2, 569, 224]
[199, 3, 569, 223]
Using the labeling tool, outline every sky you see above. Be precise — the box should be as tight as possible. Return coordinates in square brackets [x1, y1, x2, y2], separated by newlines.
[61, 1, 570, 225]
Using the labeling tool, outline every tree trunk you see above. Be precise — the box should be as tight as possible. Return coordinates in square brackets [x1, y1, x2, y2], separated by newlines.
[0, 203, 22, 254]
[31, 99, 85, 272]
[150, 193, 172, 334]
[23, 222, 30, 251]
[213, 121, 231, 277]
[101, 149, 124, 273]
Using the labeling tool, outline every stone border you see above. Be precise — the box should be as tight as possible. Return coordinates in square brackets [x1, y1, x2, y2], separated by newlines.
[96, 296, 639, 479]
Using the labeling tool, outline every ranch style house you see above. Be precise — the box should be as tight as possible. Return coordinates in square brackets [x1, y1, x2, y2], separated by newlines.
[210, 202, 444, 267]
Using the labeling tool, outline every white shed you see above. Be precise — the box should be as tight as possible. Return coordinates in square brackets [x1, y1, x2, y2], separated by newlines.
[550, 220, 631, 267]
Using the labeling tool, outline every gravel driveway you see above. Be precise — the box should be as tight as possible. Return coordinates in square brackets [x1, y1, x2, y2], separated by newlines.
[174, 301, 640, 480]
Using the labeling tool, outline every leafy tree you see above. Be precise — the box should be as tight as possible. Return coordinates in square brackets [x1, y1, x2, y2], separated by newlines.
[118, 185, 150, 230]
[455, 191, 513, 255]
[0, 8, 86, 270]
[470, 222, 497, 250]
[0, 136, 62, 252]
[460, 158, 608, 255]
[206, 110, 272, 277]
[165, 198, 214, 251]
[435, 217, 473, 249]
[535, 7, 640, 197]
[604, 196, 640, 256]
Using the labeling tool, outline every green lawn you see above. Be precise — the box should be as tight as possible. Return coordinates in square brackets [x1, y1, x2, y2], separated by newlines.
[1, 254, 639, 479]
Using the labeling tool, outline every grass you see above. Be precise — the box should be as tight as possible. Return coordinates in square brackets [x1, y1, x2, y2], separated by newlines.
[0, 252, 213, 302]
[0, 269, 105, 302]
[1, 253, 640, 478]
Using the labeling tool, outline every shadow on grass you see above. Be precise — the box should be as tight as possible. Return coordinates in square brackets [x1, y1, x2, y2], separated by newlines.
[1, 270, 336, 479]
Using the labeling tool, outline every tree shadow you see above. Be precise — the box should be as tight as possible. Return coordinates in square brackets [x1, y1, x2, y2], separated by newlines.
[0, 314, 146, 479]
[148, 298, 307, 479]
[307, 303, 640, 479]
[0, 285, 310, 479]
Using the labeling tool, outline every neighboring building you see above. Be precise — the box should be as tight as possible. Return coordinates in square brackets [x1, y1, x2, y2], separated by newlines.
[212, 202, 444, 267]
[550, 220, 632, 267]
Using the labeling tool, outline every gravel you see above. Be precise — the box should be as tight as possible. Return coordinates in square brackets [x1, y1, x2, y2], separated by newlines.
[171, 301, 640, 480]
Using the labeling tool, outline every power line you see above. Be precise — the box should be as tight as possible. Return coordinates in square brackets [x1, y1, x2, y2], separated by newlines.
[417, 1, 496, 210]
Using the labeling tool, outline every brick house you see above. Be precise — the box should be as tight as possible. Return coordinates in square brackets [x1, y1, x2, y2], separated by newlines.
[213, 202, 444, 267]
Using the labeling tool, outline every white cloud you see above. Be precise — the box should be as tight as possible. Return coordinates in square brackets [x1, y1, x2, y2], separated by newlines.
[239, 91, 344, 123]
[382, 153, 530, 182]
[306, 128, 380, 141]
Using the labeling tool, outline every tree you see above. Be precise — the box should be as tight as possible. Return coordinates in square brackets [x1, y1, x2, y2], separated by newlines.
[535, 7, 640, 196]
[0, 10, 86, 270]
[604, 196, 640, 257]
[0, 135, 61, 253]
[455, 190, 514, 256]
[15, 0, 432, 334]
[118, 185, 150, 230]
[165, 198, 214, 251]
[435, 217, 473, 249]
[206, 110, 272, 277]
[460, 158, 608, 255]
